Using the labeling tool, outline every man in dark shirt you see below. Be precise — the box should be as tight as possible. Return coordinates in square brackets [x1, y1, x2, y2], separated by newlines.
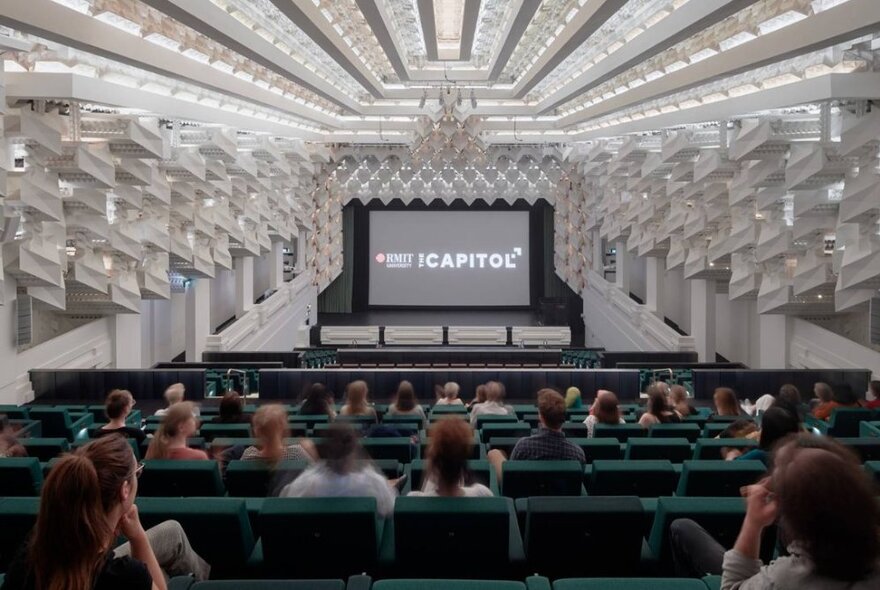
[487, 388, 585, 481]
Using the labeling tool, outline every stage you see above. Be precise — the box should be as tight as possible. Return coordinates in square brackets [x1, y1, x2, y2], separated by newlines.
[318, 310, 546, 327]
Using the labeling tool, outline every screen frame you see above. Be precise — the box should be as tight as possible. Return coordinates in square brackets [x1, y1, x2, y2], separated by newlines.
[351, 198, 545, 312]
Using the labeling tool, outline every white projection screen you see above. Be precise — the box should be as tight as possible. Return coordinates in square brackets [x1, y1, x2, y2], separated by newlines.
[368, 210, 531, 307]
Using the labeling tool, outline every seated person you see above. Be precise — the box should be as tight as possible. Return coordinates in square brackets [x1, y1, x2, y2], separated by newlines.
[241, 404, 315, 463]
[668, 385, 696, 418]
[865, 380, 880, 410]
[97, 389, 146, 444]
[810, 381, 833, 412]
[710, 387, 745, 419]
[564, 386, 583, 410]
[339, 380, 378, 419]
[145, 402, 208, 460]
[465, 384, 488, 411]
[583, 390, 625, 437]
[669, 434, 880, 588]
[387, 380, 426, 420]
[155, 382, 198, 417]
[488, 389, 585, 481]
[0, 415, 26, 458]
[724, 406, 800, 464]
[469, 381, 514, 425]
[813, 383, 860, 420]
[435, 381, 465, 406]
[639, 387, 681, 427]
[216, 391, 250, 424]
[280, 423, 398, 517]
[298, 383, 337, 419]
[409, 418, 491, 497]
[2, 435, 209, 590]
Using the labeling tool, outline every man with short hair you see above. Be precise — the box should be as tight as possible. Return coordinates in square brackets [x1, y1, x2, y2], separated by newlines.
[487, 388, 585, 481]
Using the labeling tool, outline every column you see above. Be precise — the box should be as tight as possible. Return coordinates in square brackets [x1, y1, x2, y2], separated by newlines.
[646, 257, 665, 317]
[690, 279, 717, 362]
[234, 256, 254, 318]
[759, 314, 789, 368]
[269, 240, 284, 290]
[296, 228, 307, 271]
[113, 313, 142, 368]
[615, 240, 631, 294]
[592, 231, 603, 273]
[185, 278, 210, 362]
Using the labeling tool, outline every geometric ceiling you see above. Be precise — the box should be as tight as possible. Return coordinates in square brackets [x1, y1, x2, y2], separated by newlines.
[0, 0, 873, 144]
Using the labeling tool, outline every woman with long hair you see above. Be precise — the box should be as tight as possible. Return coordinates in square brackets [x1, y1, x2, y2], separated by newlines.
[466, 384, 488, 410]
[668, 385, 696, 418]
[217, 391, 248, 424]
[387, 380, 426, 420]
[583, 390, 625, 437]
[241, 404, 315, 463]
[340, 380, 377, 419]
[2, 436, 209, 590]
[639, 386, 681, 428]
[711, 387, 743, 419]
[813, 383, 860, 420]
[724, 406, 800, 464]
[299, 383, 337, 419]
[410, 418, 491, 497]
[145, 402, 207, 460]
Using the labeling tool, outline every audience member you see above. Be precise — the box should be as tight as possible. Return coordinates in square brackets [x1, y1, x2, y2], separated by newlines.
[670, 435, 880, 587]
[409, 418, 492, 497]
[810, 381, 833, 412]
[717, 419, 759, 440]
[466, 384, 488, 410]
[155, 382, 197, 417]
[711, 387, 743, 419]
[387, 380, 427, 420]
[564, 386, 583, 409]
[488, 389, 585, 481]
[745, 394, 776, 417]
[813, 383, 860, 420]
[241, 404, 315, 463]
[280, 423, 397, 517]
[97, 389, 146, 444]
[639, 386, 681, 427]
[217, 391, 249, 424]
[299, 383, 337, 419]
[583, 390, 625, 437]
[1, 436, 209, 590]
[340, 380, 378, 419]
[435, 382, 464, 406]
[145, 402, 208, 460]
[668, 385, 696, 418]
[0, 415, 26, 458]
[865, 380, 880, 410]
[724, 406, 800, 464]
[469, 381, 514, 425]
[775, 383, 806, 421]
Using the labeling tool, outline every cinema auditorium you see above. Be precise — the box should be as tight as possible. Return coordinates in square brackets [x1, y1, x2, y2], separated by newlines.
[1, 1, 880, 589]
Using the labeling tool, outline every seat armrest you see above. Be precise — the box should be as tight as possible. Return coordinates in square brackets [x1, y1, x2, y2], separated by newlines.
[347, 575, 372, 590]
[525, 576, 551, 590]
[167, 576, 195, 590]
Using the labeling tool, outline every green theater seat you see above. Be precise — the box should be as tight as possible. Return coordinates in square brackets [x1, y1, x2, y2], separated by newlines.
[561, 423, 588, 438]
[19, 437, 70, 462]
[676, 460, 767, 497]
[334, 415, 379, 429]
[593, 424, 646, 442]
[806, 408, 875, 437]
[138, 460, 225, 497]
[865, 461, 880, 486]
[382, 414, 425, 428]
[373, 582, 525, 590]
[837, 437, 880, 462]
[0, 458, 43, 496]
[480, 423, 531, 444]
[259, 497, 382, 578]
[588, 461, 678, 497]
[624, 438, 692, 463]
[199, 423, 253, 441]
[429, 405, 469, 416]
[0, 497, 39, 571]
[385, 496, 523, 579]
[524, 496, 644, 578]
[692, 438, 757, 460]
[167, 578, 348, 590]
[225, 460, 309, 497]
[648, 423, 701, 442]
[476, 414, 520, 429]
[405, 459, 497, 495]
[501, 460, 585, 499]
[569, 438, 623, 463]
[136, 497, 256, 578]
[362, 438, 417, 463]
[553, 579, 707, 590]
[703, 575, 722, 590]
[27, 408, 93, 442]
[0, 405, 29, 419]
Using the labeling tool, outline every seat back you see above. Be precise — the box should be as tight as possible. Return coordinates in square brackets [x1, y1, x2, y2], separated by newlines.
[625, 438, 692, 463]
[501, 460, 584, 499]
[837, 437, 880, 462]
[553, 579, 709, 590]
[373, 582, 524, 590]
[0, 497, 39, 570]
[406, 459, 495, 494]
[828, 408, 875, 437]
[136, 497, 255, 578]
[648, 423, 701, 442]
[19, 438, 70, 462]
[525, 496, 644, 577]
[588, 460, 677, 497]
[569, 438, 623, 463]
[0, 405, 29, 420]
[259, 497, 380, 578]
[474, 414, 519, 429]
[187, 582, 345, 590]
[480, 423, 531, 444]
[225, 460, 309, 497]
[27, 409, 73, 439]
[676, 460, 767, 497]
[692, 438, 757, 460]
[199, 423, 252, 441]
[138, 460, 225, 497]
[0, 458, 43, 496]
[593, 424, 646, 442]
[866, 461, 880, 486]
[561, 423, 588, 438]
[361, 438, 417, 463]
[393, 497, 511, 578]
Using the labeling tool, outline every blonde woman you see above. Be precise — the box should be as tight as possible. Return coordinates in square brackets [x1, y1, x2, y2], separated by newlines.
[340, 380, 378, 419]
[145, 402, 207, 460]
[241, 404, 316, 463]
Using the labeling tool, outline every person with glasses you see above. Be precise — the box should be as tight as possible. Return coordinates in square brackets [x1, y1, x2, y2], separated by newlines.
[1, 435, 209, 590]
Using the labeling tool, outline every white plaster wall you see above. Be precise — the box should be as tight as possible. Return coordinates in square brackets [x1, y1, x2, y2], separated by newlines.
[715, 296, 753, 364]
[211, 269, 235, 330]
[661, 266, 691, 333]
[253, 253, 271, 302]
[629, 255, 647, 302]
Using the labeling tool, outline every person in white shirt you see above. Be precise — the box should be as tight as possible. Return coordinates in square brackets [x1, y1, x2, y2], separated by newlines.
[469, 381, 514, 426]
[155, 383, 199, 417]
[434, 382, 464, 406]
[408, 418, 491, 497]
[280, 423, 398, 517]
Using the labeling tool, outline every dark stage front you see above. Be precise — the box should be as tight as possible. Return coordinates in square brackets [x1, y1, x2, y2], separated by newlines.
[318, 310, 544, 327]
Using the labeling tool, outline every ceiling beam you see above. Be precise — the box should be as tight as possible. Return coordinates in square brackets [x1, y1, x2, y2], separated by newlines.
[459, 0, 482, 62]
[417, 0, 439, 61]
[268, 0, 383, 98]
[139, 0, 359, 112]
[537, 0, 762, 114]
[355, 0, 409, 81]
[513, 0, 629, 97]
[488, 0, 540, 81]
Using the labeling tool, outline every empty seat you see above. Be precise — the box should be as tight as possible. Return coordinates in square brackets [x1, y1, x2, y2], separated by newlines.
[199, 423, 253, 441]
[625, 438, 692, 463]
[27, 408, 92, 442]
[18, 437, 70, 462]
[0, 497, 39, 571]
[524, 496, 644, 578]
[501, 460, 584, 499]
[676, 460, 767, 497]
[588, 461, 678, 497]
[405, 459, 497, 495]
[0, 458, 43, 496]
[480, 423, 531, 444]
[648, 423, 701, 442]
[138, 460, 225, 497]
[136, 497, 255, 578]
[569, 438, 623, 463]
[592, 424, 646, 442]
[553, 579, 707, 590]
[386, 497, 523, 579]
[361, 438, 417, 463]
[225, 460, 309, 497]
[259, 497, 381, 578]
[692, 438, 757, 460]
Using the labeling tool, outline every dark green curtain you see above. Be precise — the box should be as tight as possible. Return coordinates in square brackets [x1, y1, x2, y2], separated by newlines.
[318, 206, 354, 312]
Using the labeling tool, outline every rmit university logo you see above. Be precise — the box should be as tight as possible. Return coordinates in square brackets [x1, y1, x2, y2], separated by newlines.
[418, 247, 523, 270]
[376, 252, 414, 269]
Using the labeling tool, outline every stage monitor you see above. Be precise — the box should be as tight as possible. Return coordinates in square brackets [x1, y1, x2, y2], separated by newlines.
[368, 210, 531, 307]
